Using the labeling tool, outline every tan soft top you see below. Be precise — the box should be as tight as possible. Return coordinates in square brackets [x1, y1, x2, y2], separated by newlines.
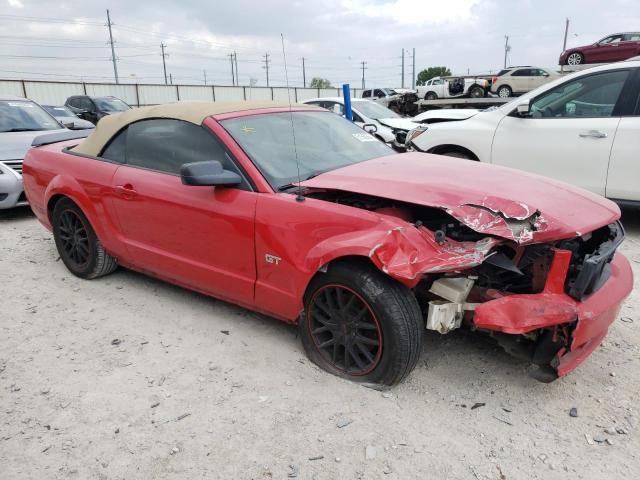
[72, 101, 309, 157]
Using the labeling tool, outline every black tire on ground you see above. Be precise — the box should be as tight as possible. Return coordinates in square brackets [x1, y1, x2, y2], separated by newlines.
[425, 92, 438, 100]
[497, 85, 512, 98]
[469, 85, 484, 98]
[52, 198, 117, 279]
[300, 260, 423, 386]
[566, 52, 584, 65]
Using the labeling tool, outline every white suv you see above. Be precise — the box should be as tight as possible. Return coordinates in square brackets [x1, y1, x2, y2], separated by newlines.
[491, 66, 559, 98]
[407, 61, 640, 203]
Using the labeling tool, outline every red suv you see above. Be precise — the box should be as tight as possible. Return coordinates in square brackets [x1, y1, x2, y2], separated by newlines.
[560, 32, 640, 65]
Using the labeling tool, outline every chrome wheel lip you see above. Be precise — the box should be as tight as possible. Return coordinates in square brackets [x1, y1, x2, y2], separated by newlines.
[307, 284, 383, 376]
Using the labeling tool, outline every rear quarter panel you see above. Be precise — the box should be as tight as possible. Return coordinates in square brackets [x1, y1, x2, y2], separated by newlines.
[22, 142, 126, 259]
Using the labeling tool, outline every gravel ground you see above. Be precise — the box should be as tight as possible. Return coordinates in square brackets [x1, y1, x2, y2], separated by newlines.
[1, 206, 639, 480]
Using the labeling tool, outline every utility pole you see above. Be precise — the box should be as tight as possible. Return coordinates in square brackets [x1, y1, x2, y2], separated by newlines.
[160, 43, 168, 85]
[228, 53, 235, 85]
[301, 57, 306, 88]
[203, 70, 207, 85]
[503, 35, 510, 69]
[105, 9, 119, 84]
[169, 73, 173, 85]
[263, 53, 270, 87]
[412, 48, 416, 89]
[233, 51, 239, 85]
[360, 61, 367, 89]
[401, 48, 405, 88]
[561, 18, 570, 73]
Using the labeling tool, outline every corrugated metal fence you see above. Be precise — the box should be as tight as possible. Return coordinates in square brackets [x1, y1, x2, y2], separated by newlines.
[0, 79, 366, 106]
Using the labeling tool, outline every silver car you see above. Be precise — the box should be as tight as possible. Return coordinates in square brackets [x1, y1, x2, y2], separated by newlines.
[42, 105, 95, 130]
[0, 95, 67, 209]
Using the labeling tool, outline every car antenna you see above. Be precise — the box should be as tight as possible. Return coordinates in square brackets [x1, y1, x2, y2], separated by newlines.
[281, 33, 305, 203]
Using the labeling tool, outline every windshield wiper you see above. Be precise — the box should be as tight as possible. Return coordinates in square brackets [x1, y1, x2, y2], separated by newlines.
[277, 173, 319, 192]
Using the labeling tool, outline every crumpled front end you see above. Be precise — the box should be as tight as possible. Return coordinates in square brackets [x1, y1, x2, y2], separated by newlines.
[305, 185, 632, 381]
[427, 221, 632, 381]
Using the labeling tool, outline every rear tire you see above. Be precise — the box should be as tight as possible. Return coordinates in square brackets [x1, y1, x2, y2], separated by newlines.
[497, 85, 512, 98]
[300, 261, 423, 386]
[52, 198, 117, 279]
[425, 92, 438, 100]
[468, 85, 484, 98]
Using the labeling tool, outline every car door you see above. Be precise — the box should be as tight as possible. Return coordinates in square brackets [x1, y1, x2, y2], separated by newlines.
[491, 68, 632, 196]
[509, 69, 532, 93]
[605, 68, 640, 201]
[77, 97, 98, 124]
[529, 69, 551, 90]
[619, 33, 640, 60]
[106, 118, 258, 304]
[591, 34, 625, 62]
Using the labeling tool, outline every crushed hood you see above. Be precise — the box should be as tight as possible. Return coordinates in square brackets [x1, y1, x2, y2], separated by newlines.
[301, 153, 620, 244]
[377, 117, 419, 131]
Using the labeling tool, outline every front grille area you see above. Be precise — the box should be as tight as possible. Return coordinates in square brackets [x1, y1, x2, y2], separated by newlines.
[559, 222, 624, 301]
[2, 159, 23, 175]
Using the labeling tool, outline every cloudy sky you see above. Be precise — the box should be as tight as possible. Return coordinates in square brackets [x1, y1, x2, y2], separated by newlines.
[1, 0, 639, 87]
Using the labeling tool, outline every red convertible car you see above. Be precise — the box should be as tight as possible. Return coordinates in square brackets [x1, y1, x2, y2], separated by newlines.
[22, 102, 633, 385]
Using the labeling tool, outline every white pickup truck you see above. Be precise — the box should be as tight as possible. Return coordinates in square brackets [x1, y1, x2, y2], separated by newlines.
[416, 76, 489, 100]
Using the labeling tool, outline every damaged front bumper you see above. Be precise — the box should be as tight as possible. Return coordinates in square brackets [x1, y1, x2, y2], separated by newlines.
[474, 249, 633, 382]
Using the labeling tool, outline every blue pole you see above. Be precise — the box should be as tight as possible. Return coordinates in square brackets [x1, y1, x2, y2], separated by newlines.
[342, 83, 352, 122]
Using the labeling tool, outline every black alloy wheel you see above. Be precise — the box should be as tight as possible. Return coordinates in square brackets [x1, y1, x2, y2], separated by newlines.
[52, 198, 118, 279]
[307, 284, 382, 376]
[58, 209, 91, 269]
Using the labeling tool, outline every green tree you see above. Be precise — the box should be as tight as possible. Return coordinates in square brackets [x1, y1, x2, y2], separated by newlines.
[416, 66, 452, 86]
[309, 77, 332, 88]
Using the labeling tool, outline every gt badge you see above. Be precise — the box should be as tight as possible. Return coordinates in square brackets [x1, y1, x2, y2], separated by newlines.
[265, 254, 281, 265]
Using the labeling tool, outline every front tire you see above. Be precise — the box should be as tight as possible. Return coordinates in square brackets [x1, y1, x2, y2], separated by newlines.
[497, 85, 512, 98]
[52, 198, 117, 279]
[425, 92, 437, 101]
[300, 261, 423, 386]
[567, 52, 583, 65]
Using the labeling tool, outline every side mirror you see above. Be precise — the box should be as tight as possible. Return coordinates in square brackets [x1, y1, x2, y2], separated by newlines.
[62, 121, 75, 129]
[515, 101, 530, 117]
[180, 160, 242, 187]
[363, 123, 378, 133]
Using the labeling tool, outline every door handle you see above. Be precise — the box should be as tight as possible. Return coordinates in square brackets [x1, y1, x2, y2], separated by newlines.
[115, 184, 138, 198]
[579, 130, 608, 139]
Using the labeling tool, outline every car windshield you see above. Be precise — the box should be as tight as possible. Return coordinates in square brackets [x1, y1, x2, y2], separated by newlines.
[0, 100, 61, 132]
[383, 88, 397, 95]
[352, 101, 400, 119]
[94, 97, 130, 112]
[44, 106, 75, 118]
[222, 111, 394, 190]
